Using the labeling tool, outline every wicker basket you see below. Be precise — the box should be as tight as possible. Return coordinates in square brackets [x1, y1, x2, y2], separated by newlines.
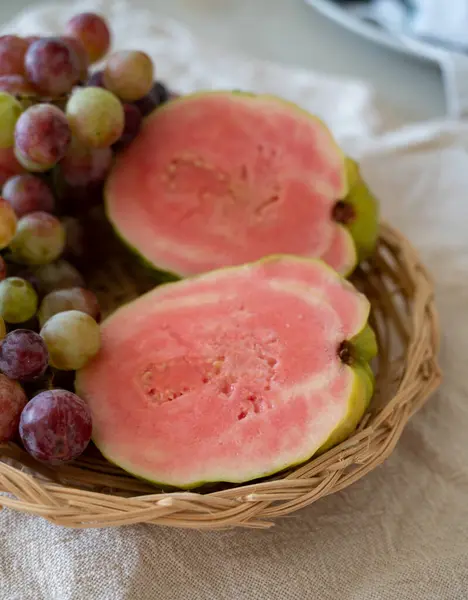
[0, 216, 441, 530]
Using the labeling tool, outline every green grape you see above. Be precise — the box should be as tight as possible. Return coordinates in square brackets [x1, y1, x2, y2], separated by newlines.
[103, 50, 154, 102]
[9, 211, 65, 265]
[0, 197, 17, 249]
[0, 277, 38, 323]
[0, 315, 5, 339]
[66, 87, 124, 148]
[0, 92, 22, 148]
[40, 309, 100, 370]
[38, 287, 100, 327]
[33, 259, 84, 295]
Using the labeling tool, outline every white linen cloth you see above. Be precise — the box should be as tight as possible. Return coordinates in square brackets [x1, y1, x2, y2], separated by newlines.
[1, 2, 468, 599]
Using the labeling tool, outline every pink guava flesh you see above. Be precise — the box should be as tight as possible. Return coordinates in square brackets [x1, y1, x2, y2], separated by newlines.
[106, 92, 355, 277]
[77, 257, 371, 488]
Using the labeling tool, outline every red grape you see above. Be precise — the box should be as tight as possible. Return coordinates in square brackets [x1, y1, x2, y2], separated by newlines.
[0, 75, 36, 98]
[134, 81, 170, 117]
[61, 36, 89, 82]
[58, 139, 113, 211]
[0, 198, 17, 249]
[40, 287, 100, 326]
[114, 103, 142, 150]
[39, 287, 100, 327]
[19, 389, 92, 463]
[85, 69, 105, 88]
[14, 147, 48, 173]
[60, 138, 112, 187]
[25, 37, 81, 97]
[25, 36, 42, 46]
[0, 373, 27, 442]
[0, 329, 49, 381]
[3, 174, 55, 217]
[0, 146, 25, 186]
[61, 216, 85, 263]
[34, 260, 84, 295]
[0, 36, 29, 77]
[65, 13, 111, 64]
[15, 104, 71, 170]
[0, 256, 6, 281]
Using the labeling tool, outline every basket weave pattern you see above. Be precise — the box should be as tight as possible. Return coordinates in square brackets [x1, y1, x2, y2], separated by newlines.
[0, 221, 441, 529]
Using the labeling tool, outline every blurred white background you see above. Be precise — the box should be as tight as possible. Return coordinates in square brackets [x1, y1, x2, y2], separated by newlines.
[2, 0, 445, 125]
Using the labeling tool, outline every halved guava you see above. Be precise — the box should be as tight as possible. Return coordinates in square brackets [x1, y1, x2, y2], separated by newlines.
[76, 255, 376, 488]
[105, 91, 378, 278]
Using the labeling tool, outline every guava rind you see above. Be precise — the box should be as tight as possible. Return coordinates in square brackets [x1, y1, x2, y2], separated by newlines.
[341, 158, 379, 262]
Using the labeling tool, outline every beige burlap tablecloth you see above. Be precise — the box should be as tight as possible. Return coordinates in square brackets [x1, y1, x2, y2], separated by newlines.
[1, 2, 467, 599]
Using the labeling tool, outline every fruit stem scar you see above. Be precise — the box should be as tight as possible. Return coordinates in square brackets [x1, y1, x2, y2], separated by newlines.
[332, 200, 356, 225]
[338, 341, 354, 365]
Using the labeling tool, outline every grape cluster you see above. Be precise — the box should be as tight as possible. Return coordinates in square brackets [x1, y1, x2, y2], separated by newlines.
[0, 12, 174, 463]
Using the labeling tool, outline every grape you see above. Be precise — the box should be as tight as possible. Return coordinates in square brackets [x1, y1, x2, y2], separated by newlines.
[61, 216, 85, 263]
[14, 268, 40, 296]
[65, 13, 111, 64]
[0, 373, 28, 442]
[25, 37, 81, 97]
[0, 36, 28, 77]
[40, 310, 100, 370]
[85, 69, 105, 88]
[0, 197, 17, 249]
[0, 146, 25, 186]
[3, 174, 55, 217]
[60, 137, 113, 186]
[15, 104, 71, 170]
[19, 389, 92, 463]
[134, 81, 170, 117]
[0, 329, 48, 380]
[103, 51, 154, 102]
[0, 75, 36, 100]
[66, 87, 124, 148]
[61, 36, 89, 82]
[0, 256, 6, 281]
[0, 316, 5, 339]
[25, 36, 42, 46]
[10, 212, 65, 265]
[38, 287, 100, 327]
[113, 104, 142, 151]
[34, 259, 84, 295]
[57, 139, 113, 212]
[0, 92, 22, 149]
[14, 146, 48, 173]
[0, 277, 38, 323]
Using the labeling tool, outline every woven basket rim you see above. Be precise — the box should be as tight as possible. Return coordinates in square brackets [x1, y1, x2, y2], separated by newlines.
[0, 222, 442, 530]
